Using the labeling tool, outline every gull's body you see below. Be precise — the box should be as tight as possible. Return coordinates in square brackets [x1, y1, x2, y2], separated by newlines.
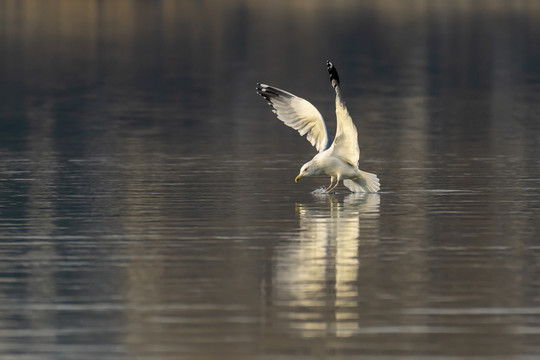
[256, 61, 379, 193]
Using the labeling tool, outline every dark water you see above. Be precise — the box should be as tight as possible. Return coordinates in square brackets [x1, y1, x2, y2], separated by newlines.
[1, 1, 540, 359]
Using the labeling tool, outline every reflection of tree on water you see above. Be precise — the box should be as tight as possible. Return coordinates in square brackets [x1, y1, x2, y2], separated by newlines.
[273, 193, 380, 337]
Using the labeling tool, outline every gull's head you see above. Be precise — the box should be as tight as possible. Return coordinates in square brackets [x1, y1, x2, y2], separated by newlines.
[295, 161, 318, 183]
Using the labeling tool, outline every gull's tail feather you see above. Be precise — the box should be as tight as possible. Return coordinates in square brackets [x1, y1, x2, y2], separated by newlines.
[343, 170, 380, 193]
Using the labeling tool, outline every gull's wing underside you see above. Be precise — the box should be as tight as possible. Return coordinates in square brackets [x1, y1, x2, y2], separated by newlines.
[326, 61, 360, 166]
[257, 83, 329, 152]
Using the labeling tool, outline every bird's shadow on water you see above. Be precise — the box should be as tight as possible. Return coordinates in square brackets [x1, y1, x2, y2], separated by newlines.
[272, 191, 381, 337]
[292, 191, 380, 244]
[295, 190, 382, 255]
[290, 190, 381, 247]
[309, 188, 381, 214]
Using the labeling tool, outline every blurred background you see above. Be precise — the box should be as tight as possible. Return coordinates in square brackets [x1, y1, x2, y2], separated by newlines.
[1, 1, 540, 359]
[2, 0, 539, 156]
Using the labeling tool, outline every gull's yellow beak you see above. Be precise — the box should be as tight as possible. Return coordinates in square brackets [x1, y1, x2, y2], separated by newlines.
[295, 174, 302, 183]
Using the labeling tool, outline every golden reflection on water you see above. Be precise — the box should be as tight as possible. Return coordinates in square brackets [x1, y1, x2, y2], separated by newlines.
[274, 194, 379, 337]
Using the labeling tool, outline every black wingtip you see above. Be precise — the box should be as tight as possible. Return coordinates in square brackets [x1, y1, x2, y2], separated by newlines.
[256, 83, 266, 98]
[255, 84, 273, 103]
[326, 60, 340, 87]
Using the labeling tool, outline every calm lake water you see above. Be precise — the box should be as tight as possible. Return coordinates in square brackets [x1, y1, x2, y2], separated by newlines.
[1, 1, 540, 359]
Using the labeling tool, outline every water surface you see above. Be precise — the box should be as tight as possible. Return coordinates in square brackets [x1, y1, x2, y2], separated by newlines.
[1, 1, 540, 359]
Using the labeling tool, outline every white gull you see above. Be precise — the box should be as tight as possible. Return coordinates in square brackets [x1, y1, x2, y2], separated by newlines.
[256, 61, 380, 193]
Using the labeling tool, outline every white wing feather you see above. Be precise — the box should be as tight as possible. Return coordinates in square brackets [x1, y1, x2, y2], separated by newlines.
[325, 60, 360, 167]
[257, 84, 329, 152]
[328, 90, 360, 166]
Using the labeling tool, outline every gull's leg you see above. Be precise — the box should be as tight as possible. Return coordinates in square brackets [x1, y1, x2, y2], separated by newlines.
[325, 176, 335, 191]
[326, 175, 341, 193]
[327, 181, 339, 193]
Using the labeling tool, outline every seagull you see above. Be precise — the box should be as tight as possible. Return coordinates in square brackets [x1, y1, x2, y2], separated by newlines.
[256, 61, 380, 193]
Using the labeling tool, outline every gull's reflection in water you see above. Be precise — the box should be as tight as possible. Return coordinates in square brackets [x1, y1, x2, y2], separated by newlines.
[274, 193, 380, 337]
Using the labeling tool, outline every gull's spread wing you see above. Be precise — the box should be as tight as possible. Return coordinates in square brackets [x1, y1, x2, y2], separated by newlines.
[326, 61, 360, 166]
[257, 83, 329, 152]
[330, 98, 359, 166]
